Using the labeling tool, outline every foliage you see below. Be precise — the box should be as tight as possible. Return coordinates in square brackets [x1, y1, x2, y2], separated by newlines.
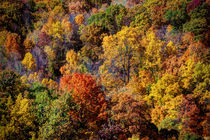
[87, 4, 127, 33]
[4, 33, 22, 58]
[21, 52, 37, 72]
[0, 71, 27, 100]
[111, 92, 150, 137]
[0, 0, 209, 139]
[75, 14, 85, 25]
[100, 26, 143, 87]
[60, 73, 107, 128]
[60, 50, 80, 75]
[0, 93, 36, 139]
[141, 30, 164, 71]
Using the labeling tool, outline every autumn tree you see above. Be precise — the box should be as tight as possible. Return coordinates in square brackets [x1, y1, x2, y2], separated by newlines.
[111, 92, 150, 137]
[4, 33, 22, 59]
[21, 52, 37, 72]
[145, 74, 182, 107]
[0, 0, 24, 33]
[23, 39, 35, 53]
[44, 45, 56, 78]
[87, 4, 127, 33]
[59, 73, 107, 130]
[183, 3, 209, 40]
[100, 26, 143, 87]
[0, 71, 27, 100]
[0, 93, 36, 139]
[68, 1, 86, 14]
[179, 95, 203, 136]
[38, 31, 50, 48]
[141, 30, 165, 71]
[75, 14, 85, 25]
[60, 50, 80, 75]
[80, 24, 108, 62]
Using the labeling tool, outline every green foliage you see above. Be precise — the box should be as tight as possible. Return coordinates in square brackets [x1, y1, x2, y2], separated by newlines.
[87, 4, 127, 33]
[38, 91, 79, 139]
[158, 118, 178, 131]
[164, 8, 188, 29]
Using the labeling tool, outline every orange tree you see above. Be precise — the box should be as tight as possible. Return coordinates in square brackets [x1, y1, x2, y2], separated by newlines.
[59, 73, 107, 131]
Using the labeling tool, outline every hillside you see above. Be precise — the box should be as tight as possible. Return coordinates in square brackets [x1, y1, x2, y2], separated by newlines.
[0, 0, 209, 139]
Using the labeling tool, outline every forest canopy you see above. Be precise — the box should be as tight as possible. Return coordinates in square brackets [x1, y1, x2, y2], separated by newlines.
[0, 0, 209, 139]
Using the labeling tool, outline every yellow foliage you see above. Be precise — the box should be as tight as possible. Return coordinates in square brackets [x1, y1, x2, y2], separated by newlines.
[75, 14, 85, 25]
[165, 41, 177, 56]
[151, 95, 184, 127]
[44, 45, 56, 60]
[146, 74, 181, 106]
[100, 26, 143, 88]
[28, 72, 41, 83]
[21, 52, 37, 71]
[166, 25, 173, 33]
[60, 50, 79, 75]
[2, 93, 35, 139]
[48, 21, 64, 40]
[141, 31, 164, 69]
[180, 57, 195, 89]
[42, 78, 58, 89]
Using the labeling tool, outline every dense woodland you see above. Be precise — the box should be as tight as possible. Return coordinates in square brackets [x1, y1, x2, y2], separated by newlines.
[0, 0, 209, 139]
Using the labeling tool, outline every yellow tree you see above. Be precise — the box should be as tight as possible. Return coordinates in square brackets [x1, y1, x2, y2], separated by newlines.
[60, 50, 80, 75]
[100, 26, 143, 87]
[0, 93, 36, 139]
[75, 14, 85, 25]
[141, 30, 165, 71]
[145, 74, 182, 107]
[21, 52, 37, 72]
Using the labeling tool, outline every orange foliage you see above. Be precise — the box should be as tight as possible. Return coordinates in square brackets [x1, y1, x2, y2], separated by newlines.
[4, 33, 22, 58]
[60, 73, 107, 125]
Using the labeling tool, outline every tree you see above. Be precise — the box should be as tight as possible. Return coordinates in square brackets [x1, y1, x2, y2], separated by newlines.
[59, 73, 107, 129]
[179, 95, 203, 136]
[130, 8, 151, 33]
[111, 92, 150, 137]
[87, 4, 127, 33]
[60, 50, 80, 75]
[146, 74, 181, 107]
[4, 33, 22, 59]
[75, 14, 85, 25]
[0, 1, 24, 33]
[0, 71, 26, 100]
[80, 24, 108, 62]
[141, 30, 165, 71]
[164, 0, 189, 29]
[21, 52, 37, 72]
[142, 0, 166, 27]
[68, 1, 86, 14]
[23, 39, 35, 53]
[0, 93, 36, 139]
[38, 31, 50, 48]
[100, 26, 143, 87]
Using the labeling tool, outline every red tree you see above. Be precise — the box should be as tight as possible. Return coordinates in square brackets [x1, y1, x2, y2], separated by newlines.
[60, 73, 107, 126]
[4, 33, 22, 58]
[180, 95, 203, 135]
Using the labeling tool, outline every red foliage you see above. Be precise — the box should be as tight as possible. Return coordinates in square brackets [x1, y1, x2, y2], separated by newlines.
[4, 33, 22, 58]
[180, 95, 203, 135]
[60, 73, 107, 124]
[38, 31, 50, 47]
[187, 0, 202, 13]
